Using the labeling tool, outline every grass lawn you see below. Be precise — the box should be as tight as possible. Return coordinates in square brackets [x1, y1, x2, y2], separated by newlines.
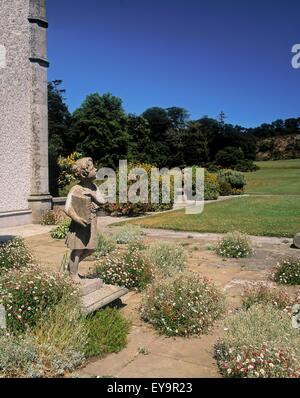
[123, 195, 300, 238]
[116, 159, 300, 237]
[245, 159, 300, 195]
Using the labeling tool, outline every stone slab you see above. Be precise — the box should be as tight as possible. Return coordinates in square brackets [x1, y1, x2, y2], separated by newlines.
[116, 353, 218, 378]
[81, 284, 128, 315]
[80, 278, 103, 296]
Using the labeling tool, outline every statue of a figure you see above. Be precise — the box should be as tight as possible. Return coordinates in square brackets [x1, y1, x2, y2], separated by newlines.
[64, 157, 105, 283]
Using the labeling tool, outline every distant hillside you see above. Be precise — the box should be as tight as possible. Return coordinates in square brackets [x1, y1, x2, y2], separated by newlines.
[256, 134, 300, 160]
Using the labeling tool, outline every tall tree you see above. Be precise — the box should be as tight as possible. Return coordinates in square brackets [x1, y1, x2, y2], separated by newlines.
[127, 114, 153, 164]
[165, 107, 190, 167]
[70, 93, 129, 168]
[48, 80, 72, 195]
[48, 80, 72, 158]
[182, 121, 211, 166]
[142, 107, 171, 140]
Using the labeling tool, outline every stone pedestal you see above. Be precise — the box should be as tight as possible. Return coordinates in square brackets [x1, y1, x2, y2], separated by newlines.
[293, 233, 300, 249]
[80, 278, 128, 316]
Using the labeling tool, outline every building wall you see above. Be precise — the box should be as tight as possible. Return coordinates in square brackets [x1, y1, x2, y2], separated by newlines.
[0, 0, 32, 214]
[0, 0, 51, 228]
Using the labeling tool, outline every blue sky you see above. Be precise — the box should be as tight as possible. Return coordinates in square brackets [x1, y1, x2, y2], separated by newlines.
[47, 0, 300, 127]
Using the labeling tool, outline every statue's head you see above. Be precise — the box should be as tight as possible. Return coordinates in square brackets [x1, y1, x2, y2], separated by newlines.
[72, 157, 97, 181]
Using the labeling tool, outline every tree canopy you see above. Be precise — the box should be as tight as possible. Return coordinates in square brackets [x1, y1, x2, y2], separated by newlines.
[48, 81, 300, 194]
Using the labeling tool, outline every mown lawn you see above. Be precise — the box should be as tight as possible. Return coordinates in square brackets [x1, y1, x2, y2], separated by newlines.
[124, 195, 300, 237]
[116, 159, 300, 237]
[245, 159, 300, 195]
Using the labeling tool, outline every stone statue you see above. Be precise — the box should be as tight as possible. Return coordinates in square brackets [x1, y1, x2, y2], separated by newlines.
[64, 157, 105, 283]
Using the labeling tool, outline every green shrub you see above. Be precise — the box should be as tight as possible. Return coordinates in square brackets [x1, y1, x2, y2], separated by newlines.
[242, 284, 293, 311]
[218, 181, 232, 196]
[41, 209, 66, 226]
[272, 257, 300, 285]
[0, 334, 41, 378]
[204, 172, 220, 200]
[0, 300, 86, 378]
[96, 249, 154, 291]
[30, 299, 87, 377]
[235, 160, 260, 173]
[141, 273, 225, 337]
[215, 147, 245, 169]
[33, 298, 86, 355]
[218, 169, 246, 195]
[216, 231, 253, 258]
[50, 218, 71, 240]
[191, 167, 220, 200]
[0, 266, 78, 334]
[84, 307, 131, 358]
[57, 151, 82, 192]
[94, 234, 117, 259]
[215, 304, 300, 378]
[146, 243, 186, 277]
[113, 225, 144, 244]
[0, 237, 35, 275]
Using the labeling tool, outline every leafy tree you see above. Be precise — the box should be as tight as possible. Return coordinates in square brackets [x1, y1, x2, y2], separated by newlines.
[48, 80, 72, 195]
[48, 80, 72, 158]
[127, 114, 153, 164]
[182, 121, 211, 165]
[142, 107, 171, 140]
[70, 93, 130, 168]
[141, 107, 173, 167]
[166, 107, 190, 130]
[164, 107, 190, 167]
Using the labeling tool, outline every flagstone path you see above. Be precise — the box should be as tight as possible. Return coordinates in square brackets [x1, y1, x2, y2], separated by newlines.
[1, 214, 297, 378]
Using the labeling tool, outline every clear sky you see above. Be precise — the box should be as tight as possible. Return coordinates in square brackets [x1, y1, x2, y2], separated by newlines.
[47, 0, 300, 127]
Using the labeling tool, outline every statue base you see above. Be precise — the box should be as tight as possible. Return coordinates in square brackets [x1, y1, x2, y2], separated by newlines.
[79, 278, 128, 315]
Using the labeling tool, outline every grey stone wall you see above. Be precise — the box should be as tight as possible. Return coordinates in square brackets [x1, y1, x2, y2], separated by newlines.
[0, 0, 32, 214]
[0, 0, 51, 227]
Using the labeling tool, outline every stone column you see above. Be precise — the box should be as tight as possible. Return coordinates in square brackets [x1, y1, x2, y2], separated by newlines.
[27, 0, 52, 223]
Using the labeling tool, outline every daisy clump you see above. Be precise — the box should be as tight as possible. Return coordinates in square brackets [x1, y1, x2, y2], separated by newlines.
[0, 237, 35, 275]
[0, 266, 78, 334]
[215, 304, 300, 378]
[272, 257, 300, 286]
[141, 273, 225, 337]
[96, 248, 154, 291]
[215, 231, 253, 258]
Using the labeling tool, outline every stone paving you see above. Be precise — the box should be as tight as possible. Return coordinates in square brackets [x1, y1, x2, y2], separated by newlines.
[2, 215, 298, 378]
